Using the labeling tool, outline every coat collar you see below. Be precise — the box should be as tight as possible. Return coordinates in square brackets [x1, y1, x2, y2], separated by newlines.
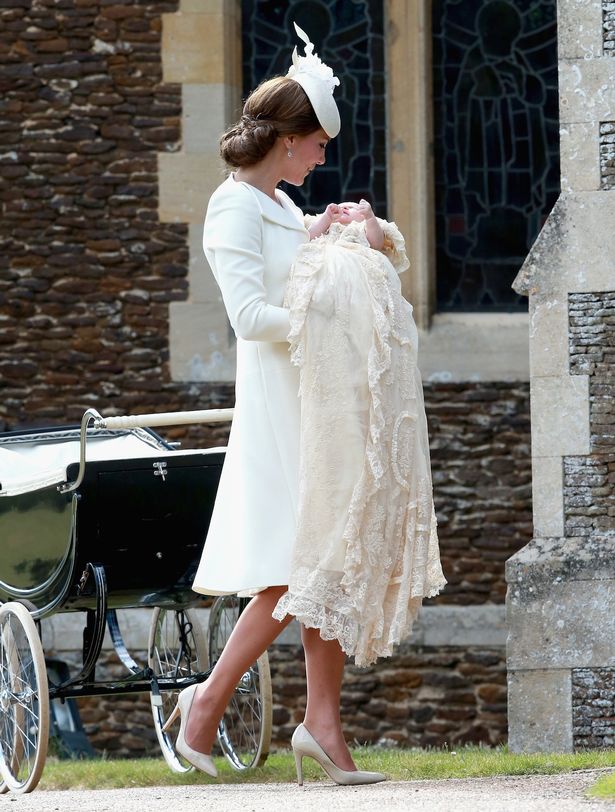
[227, 174, 306, 233]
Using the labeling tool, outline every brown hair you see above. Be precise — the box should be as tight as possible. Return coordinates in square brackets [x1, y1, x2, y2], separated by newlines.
[220, 76, 320, 168]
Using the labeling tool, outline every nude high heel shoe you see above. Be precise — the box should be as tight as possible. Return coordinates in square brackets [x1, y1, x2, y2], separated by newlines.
[291, 723, 385, 786]
[163, 684, 218, 777]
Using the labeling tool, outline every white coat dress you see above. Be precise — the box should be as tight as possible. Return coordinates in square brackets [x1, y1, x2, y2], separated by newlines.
[192, 174, 309, 596]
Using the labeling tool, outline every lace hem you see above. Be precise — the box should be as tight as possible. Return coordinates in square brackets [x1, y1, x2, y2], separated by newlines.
[272, 590, 428, 668]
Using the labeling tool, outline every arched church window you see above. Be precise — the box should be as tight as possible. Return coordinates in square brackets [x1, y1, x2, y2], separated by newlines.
[432, 0, 560, 311]
[241, 0, 387, 216]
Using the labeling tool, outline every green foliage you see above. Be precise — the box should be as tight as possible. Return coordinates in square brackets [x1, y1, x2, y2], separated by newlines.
[39, 746, 615, 791]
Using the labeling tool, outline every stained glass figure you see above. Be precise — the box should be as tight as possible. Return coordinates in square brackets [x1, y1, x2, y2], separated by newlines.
[433, 0, 560, 310]
[242, 0, 386, 216]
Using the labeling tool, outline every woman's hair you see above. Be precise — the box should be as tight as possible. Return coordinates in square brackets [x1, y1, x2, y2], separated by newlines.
[220, 76, 320, 168]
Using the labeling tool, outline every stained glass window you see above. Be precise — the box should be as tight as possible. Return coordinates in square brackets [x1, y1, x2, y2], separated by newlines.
[432, 0, 560, 311]
[241, 0, 386, 217]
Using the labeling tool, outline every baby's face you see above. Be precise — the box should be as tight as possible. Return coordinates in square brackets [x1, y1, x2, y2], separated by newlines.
[338, 205, 363, 224]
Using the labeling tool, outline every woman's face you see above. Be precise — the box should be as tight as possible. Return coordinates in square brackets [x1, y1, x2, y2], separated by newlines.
[283, 128, 330, 186]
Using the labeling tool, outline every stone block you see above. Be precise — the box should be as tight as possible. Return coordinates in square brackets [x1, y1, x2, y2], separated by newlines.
[183, 84, 240, 153]
[531, 455, 564, 537]
[506, 535, 615, 588]
[530, 375, 590, 457]
[507, 669, 572, 752]
[162, 11, 241, 86]
[559, 122, 601, 192]
[556, 0, 603, 60]
[528, 295, 569, 378]
[559, 58, 615, 125]
[158, 152, 226, 224]
[407, 604, 507, 648]
[274, 606, 508, 649]
[169, 300, 236, 382]
[514, 194, 615, 297]
[507, 556, 615, 670]
[45, 608, 211, 653]
[418, 313, 529, 383]
[180, 0, 239, 13]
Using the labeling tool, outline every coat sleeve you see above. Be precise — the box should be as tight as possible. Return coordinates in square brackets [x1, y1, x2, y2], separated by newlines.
[203, 187, 291, 342]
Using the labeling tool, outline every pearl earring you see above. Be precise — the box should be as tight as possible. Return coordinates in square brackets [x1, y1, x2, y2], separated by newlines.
[287, 150, 293, 158]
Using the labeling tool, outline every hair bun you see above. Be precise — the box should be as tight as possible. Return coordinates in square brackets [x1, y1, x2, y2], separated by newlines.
[220, 116, 278, 168]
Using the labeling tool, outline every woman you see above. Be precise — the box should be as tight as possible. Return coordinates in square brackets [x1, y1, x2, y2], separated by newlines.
[163, 27, 386, 786]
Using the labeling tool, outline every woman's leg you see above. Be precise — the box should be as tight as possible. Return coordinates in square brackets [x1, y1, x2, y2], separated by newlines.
[185, 585, 292, 754]
[301, 626, 356, 771]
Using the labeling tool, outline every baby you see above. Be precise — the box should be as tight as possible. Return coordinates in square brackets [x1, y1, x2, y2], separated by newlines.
[308, 199, 385, 250]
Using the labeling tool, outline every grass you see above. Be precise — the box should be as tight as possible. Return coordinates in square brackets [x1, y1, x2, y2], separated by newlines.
[38, 746, 615, 791]
[586, 770, 615, 800]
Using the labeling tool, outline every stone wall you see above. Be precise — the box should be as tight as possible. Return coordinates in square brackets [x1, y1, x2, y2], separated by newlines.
[562, 291, 614, 749]
[272, 643, 507, 750]
[426, 382, 532, 605]
[600, 122, 615, 189]
[605, 1, 615, 53]
[0, 0, 233, 448]
[566, 292, 615, 537]
[572, 667, 615, 748]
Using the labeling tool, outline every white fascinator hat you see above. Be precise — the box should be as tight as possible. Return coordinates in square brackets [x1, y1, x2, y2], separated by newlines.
[286, 22, 341, 138]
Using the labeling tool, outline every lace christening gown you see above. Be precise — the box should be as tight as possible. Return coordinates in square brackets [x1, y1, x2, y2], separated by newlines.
[272, 218, 447, 667]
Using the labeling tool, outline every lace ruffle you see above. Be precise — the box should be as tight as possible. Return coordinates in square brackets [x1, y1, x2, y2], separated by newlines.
[275, 220, 445, 667]
[378, 218, 410, 275]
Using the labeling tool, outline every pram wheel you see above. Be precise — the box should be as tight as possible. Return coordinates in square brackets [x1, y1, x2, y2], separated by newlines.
[0, 602, 49, 794]
[208, 595, 272, 770]
[148, 607, 208, 773]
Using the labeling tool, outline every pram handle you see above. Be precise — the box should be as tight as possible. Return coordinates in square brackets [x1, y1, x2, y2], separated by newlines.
[94, 408, 235, 430]
[59, 408, 234, 494]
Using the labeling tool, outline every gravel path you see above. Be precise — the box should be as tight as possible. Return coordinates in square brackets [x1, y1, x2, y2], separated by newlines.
[3, 769, 613, 812]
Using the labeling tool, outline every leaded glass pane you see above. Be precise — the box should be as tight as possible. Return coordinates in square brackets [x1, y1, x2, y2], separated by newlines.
[241, 1, 386, 216]
[433, 0, 560, 311]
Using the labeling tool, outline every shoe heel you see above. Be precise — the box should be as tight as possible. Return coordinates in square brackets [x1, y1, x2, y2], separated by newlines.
[162, 701, 180, 733]
[294, 749, 304, 787]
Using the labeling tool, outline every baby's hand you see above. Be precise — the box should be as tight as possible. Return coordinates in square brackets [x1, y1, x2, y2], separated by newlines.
[324, 203, 344, 224]
[357, 198, 376, 221]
